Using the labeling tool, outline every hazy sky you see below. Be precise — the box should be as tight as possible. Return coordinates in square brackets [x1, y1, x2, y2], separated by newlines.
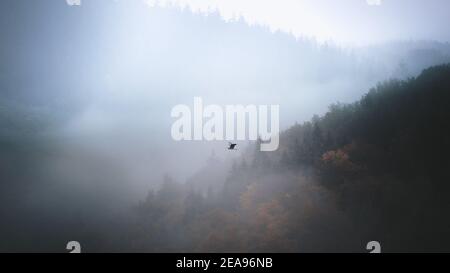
[61, 0, 450, 46]
[62, 0, 450, 45]
[139, 0, 450, 45]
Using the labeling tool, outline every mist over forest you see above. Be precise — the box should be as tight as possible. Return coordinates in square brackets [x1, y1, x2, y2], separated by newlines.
[0, 0, 450, 252]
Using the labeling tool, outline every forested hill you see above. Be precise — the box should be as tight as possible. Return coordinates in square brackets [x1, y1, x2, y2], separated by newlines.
[134, 64, 450, 252]
[277, 63, 450, 181]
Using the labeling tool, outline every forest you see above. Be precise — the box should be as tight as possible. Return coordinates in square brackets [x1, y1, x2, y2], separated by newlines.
[128, 64, 450, 252]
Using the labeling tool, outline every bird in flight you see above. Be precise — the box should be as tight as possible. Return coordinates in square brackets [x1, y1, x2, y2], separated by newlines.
[228, 142, 237, 150]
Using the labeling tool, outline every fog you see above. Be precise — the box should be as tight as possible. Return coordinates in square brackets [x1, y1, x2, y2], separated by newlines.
[1, 0, 450, 252]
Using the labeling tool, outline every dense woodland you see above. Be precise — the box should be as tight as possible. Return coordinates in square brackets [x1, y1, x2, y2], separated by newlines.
[131, 64, 450, 252]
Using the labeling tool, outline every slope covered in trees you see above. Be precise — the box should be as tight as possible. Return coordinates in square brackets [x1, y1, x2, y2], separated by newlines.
[133, 64, 450, 252]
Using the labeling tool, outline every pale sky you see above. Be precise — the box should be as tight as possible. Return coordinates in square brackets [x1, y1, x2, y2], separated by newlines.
[137, 0, 450, 45]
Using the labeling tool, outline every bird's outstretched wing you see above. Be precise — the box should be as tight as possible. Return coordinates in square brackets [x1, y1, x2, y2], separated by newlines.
[228, 143, 237, 150]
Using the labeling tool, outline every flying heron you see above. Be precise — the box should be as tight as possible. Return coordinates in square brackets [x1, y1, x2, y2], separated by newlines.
[228, 142, 237, 150]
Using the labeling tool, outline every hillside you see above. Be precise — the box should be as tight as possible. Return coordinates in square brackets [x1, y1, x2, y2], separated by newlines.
[134, 64, 450, 252]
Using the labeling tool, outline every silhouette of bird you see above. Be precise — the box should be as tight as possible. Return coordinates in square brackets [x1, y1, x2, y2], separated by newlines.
[228, 142, 237, 150]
